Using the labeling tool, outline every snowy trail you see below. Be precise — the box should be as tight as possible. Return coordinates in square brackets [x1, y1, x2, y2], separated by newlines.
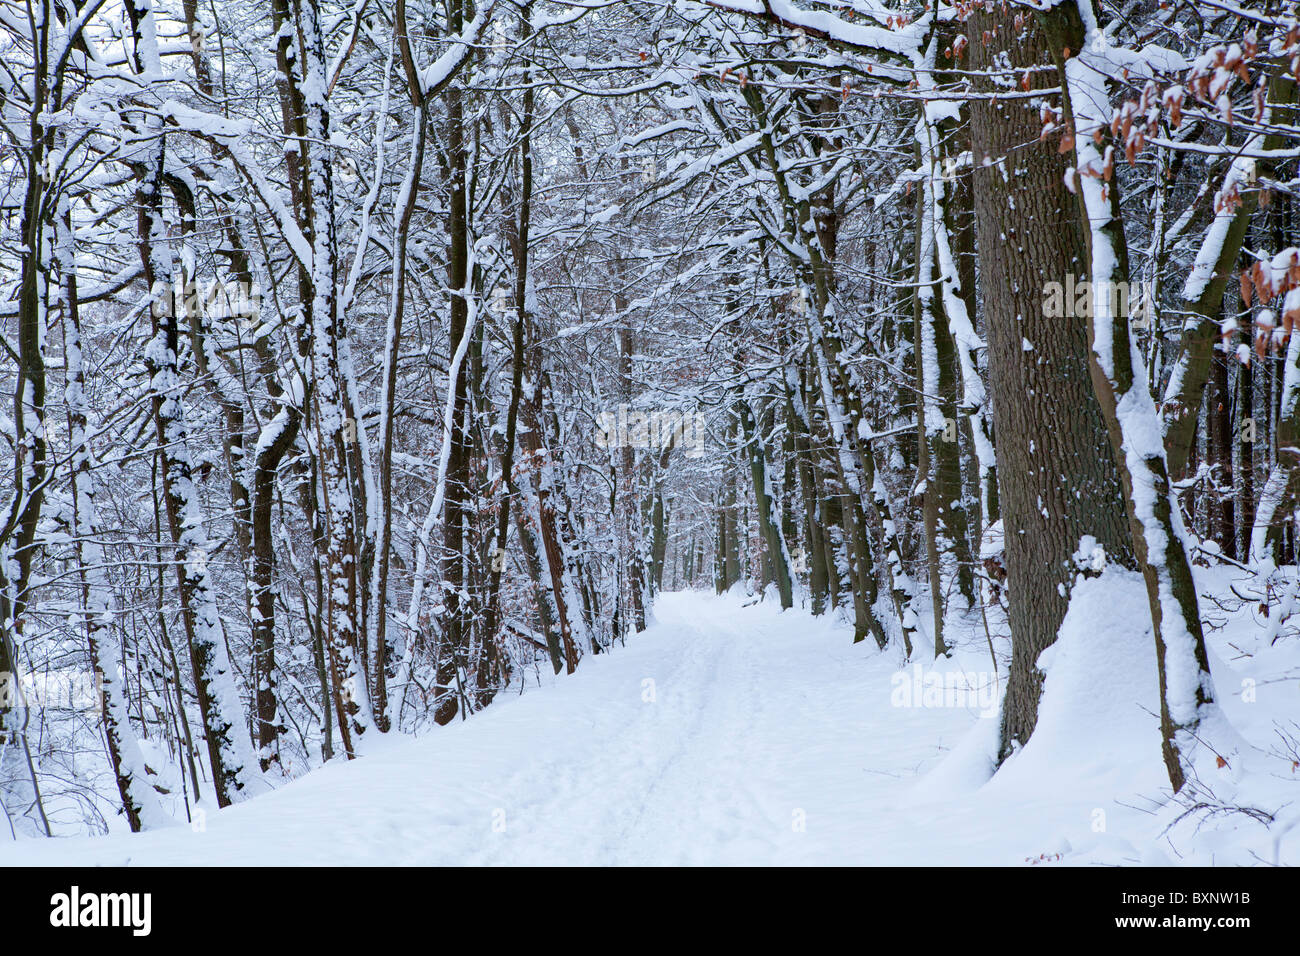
[0, 589, 1248, 866]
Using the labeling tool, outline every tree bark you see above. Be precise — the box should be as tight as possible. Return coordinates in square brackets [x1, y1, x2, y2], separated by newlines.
[966, 8, 1134, 759]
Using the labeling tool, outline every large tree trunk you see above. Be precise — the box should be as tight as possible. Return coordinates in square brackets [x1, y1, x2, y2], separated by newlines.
[1045, 0, 1224, 792]
[966, 8, 1134, 760]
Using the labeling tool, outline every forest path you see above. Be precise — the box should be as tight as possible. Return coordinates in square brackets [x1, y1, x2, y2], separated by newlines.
[0, 590, 1150, 865]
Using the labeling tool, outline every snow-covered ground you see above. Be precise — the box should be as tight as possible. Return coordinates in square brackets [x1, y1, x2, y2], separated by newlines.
[2, 585, 1296, 866]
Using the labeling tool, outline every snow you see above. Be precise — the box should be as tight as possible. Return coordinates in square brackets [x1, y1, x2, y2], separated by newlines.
[1252, 328, 1300, 561]
[8, 0, 1300, 870]
[5, 588, 1295, 866]
[990, 570, 1166, 801]
[419, 10, 493, 95]
[1182, 153, 1257, 302]
[708, 0, 924, 57]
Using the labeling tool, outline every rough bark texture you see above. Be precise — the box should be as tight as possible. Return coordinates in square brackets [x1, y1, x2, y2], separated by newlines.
[436, 0, 473, 725]
[966, 10, 1133, 759]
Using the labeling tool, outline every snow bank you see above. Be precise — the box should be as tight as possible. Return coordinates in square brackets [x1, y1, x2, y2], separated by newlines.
[989, 568, 1166, 798]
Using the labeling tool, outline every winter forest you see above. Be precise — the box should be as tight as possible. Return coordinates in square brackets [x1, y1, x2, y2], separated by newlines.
[1, 0, 1299, 868]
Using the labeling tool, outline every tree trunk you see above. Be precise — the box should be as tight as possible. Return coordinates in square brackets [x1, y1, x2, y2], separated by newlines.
[739, 399, 793, 608]
[966, 7, 1134, 760]
[1045, 0, 1223, 792]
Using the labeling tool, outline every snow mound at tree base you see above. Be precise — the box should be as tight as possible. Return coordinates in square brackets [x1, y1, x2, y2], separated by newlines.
[922, 566, 1300, 865]
[919, 568, 1166, 802]
[991, 567, 1167, 798]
